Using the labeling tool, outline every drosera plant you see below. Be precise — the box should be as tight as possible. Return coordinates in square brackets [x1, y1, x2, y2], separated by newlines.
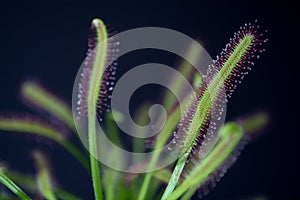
[159, 20, 268, 200]
[0, 18, 268, 200]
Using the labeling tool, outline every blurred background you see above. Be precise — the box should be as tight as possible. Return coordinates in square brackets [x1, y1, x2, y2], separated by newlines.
[0, 0, 298, 199]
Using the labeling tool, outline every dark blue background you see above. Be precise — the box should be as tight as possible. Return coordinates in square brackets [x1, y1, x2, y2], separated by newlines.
[0, 0, 298, 199]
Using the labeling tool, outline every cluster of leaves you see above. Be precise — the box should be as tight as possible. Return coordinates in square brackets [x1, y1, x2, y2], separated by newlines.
[0, 18, 268, 200]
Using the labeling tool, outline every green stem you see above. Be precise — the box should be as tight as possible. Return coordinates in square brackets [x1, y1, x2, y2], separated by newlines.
[88, 115, 103, 200]
[168, 123, 243, 200]
[138, 99, 184, 200]
[160, 152, 189, 200]
[137, 173, 151, 200]
[6, 171, 83, 200]
[104, 168, 118, 200]
[138, 42, 203, 200]
[138, 144, 167, 200]
[0, 170, 31, 200]
[180, 186, 197, 200]
[85, 18, 108, 200]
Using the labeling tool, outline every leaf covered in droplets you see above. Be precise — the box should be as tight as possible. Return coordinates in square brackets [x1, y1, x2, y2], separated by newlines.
[170, 20, 267, 160]
[161, 21, 267, 200]
[206, 20, 267, 99]
[76, 19, 119, 121]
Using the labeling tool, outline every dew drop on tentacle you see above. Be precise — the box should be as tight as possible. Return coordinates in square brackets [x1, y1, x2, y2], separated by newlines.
[205, 20, 267, 102]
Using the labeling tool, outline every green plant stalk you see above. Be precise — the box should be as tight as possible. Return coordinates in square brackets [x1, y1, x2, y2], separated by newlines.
[21, 81, 76, 132]
[161, 34, 254, 200]
[6, 171, 83, 200]
[161, 152, 189, 200]
[180, 186, 197, 200]
[33, 150, 57, 200]
[0, 169, 31, 200]
[130, 103, 166, 198]
[0, 119, 89, 171]
[138, 67, 203, 199]
[37, 169, 56, 200]
[103, 114, 124, 200]
[104, 168, 131, 200]
[146, 178, 163, 200]
[104, 168, 116, 200]
[138, 111, 179, 199]
[88, 112, 102, 200]
[4, 172, 36, 192]
[138, 93, 190, 200]
[103, 147, 117, 199]
[167, 123, 243, 200]
[87, 18, 109, 200]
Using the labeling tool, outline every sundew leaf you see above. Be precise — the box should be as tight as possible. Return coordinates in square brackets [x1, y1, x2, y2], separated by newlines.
[0, 117, 89, 171]
[76, 19, 118, 121]
[161, 21, 267, 199]
[86, 18, 110, 200]
[77, 18, 119, 200]
[0, 117, 65, 143]
[173, 21, 267, 159]
[20, 81, 76, 132]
